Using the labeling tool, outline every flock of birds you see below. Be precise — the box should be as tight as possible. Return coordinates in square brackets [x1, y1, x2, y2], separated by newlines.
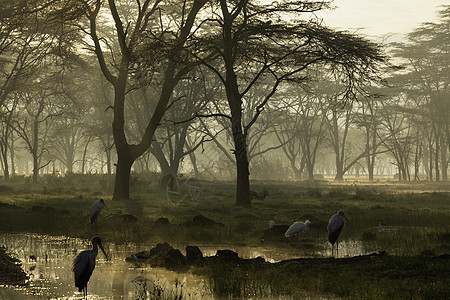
[72, 198, 351, 298]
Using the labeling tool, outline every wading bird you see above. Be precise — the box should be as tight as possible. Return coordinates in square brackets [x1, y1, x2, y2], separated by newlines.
[284, 220, 311, 237]
[90, 198, 107, 224]
[73, 236, 107, 298]
[268, 220, 276, 228]
[327, 210, 351, 256]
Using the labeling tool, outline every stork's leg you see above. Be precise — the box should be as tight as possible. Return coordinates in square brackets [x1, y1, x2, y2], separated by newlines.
[336, 238, 339, 257]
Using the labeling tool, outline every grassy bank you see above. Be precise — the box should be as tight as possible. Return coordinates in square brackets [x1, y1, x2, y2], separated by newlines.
[200, 252, 450, 299]
[0, 177, 448, 255]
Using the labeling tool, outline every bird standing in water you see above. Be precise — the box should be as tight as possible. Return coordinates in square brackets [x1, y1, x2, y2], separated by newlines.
[327, 210, 351, 257]
[284, 220, 311, 237]
[73, 236, 107, 298]
[90, 198, 107, 224]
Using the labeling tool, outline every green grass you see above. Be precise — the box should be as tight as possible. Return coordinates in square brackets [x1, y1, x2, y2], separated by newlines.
[0, 178, 449, 253]
[198, 253, 450, 299]
[0, 175, 449, 298]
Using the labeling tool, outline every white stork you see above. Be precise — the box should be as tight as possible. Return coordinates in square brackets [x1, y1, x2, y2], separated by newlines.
[73, 236, 107, 298]
[327, 210, 351, 256]
[90, 198, 107, 224]
[284, 220, 311, 237]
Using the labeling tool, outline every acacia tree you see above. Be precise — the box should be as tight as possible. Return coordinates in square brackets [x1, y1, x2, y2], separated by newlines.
[198, 0, 385, 206]
[271, 85, 326, 180]
[390, 5, 450, 181]
[48, 63, 95, 174]
[50, 116, 82, 173]
[353, 94, 383, 181]
[151, 77, 211, 179]
[0, 0, 63, 180]
[11, 77, 65, 183]
[126, 69, 210, 180]
[82, 66, 116, 174]
[82, 0, 208, 200]
[378, 98, 416, 181]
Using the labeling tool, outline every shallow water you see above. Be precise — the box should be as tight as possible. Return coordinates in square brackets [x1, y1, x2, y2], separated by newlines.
[0, 233, 374, 299]
[0, 233, 211, 299]
[200, 238, 372, 262]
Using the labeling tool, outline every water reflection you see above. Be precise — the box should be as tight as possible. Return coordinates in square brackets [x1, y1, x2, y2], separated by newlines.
[317, 239, 373, 258]
[0, 233, 211, 299]
[199, 239, 373, 263]
[0, 233, 374, 299]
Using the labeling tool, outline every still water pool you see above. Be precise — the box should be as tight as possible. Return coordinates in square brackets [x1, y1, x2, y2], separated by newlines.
[0, 233, 211, 299]
[0, 233, 371, 299]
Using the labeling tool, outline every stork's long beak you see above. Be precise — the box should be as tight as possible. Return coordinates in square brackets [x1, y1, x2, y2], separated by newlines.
[345, 216, 351, 226]
[99, 243, 108, 260]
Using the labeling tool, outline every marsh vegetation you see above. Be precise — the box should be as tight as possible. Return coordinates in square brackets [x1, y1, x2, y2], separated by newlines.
[0, 176, 449, 298]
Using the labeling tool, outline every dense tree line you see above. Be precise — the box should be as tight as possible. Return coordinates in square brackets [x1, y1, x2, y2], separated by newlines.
[0, 1, 448, 206]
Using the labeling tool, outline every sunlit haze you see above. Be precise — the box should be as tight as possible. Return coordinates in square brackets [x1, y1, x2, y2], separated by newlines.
[320, 0, 447, 40]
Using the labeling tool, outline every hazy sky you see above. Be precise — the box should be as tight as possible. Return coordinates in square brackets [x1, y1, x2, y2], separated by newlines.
[319, 0, 447, 39]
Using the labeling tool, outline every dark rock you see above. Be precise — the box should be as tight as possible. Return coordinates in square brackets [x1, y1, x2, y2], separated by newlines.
[150, 242, 172, 256]
[147, 242, 186, 270]
[251, 256, 266, 264]
[155, 217, 170, 227]
[186, 245, 203, 263]
[216, 249, 239, 261]
[122, 214, 139, 222]
[164, 249, 186, 268]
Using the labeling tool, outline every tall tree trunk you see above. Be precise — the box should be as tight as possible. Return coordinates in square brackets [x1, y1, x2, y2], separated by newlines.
[106, 146, 112, 175]
[151, 142, 178, 177]
[413, 139, 422, 181]
[435, 135, 440, 181]
[10, 131, 15, 177]
[1, 143, 9, 182]
[429, 143, 433, 181]
[3, 157, 9, 182]
[290, 155, 305, 179]
[32, 119, 39, 184]
[113, 153, 133, 200]
[81, 136, 92, 175]
[441, 136, 448, 181]
[233, 128, 251, 207]
[220, 0, 251, 207]
[303, 143, 314, 181]
[32, 152, 38, 184]
[366, 125, 376, 182]
[229, 98, 251, 206]
[334, 163, 344, 181]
